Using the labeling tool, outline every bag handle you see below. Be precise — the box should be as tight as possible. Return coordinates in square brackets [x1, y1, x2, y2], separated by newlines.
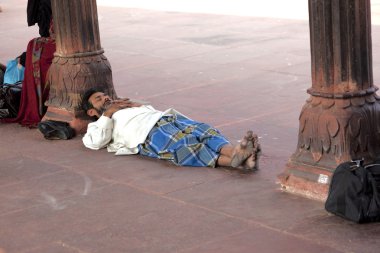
[349, 159, 364, 171]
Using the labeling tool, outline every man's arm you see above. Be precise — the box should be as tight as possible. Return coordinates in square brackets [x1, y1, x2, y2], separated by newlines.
[82, 100, 143, 150]
[103, 99, 143, 118]
[82, 116, 114, 150]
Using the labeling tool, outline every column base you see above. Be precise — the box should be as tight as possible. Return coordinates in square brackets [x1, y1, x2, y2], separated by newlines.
[278, 160, 332, 201]
[42, 106, 91, 135]
[279, 93, 380, 201]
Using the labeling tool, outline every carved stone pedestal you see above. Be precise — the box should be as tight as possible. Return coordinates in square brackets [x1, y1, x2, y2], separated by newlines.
[280, 92, 380, 200]
[44, 52, 115, 133]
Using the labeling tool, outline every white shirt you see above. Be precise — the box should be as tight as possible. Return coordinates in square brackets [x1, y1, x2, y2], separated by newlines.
[82, 105, 184, 155]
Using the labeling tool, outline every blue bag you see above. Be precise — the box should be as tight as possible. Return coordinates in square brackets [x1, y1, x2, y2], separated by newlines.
[3, 59, 25, 85]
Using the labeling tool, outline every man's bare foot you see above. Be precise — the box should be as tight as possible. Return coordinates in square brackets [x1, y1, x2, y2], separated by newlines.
[230, 131, 258, 168]
[231, 141, 251, 168]
[243, 132, 261, 170]
[243, 130, 253, 151]
[243, 130, 260, 152]
[244, 154, 256, 170]
[244, 145, 261, 170]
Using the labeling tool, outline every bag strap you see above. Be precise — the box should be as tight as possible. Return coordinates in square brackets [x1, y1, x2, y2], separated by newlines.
[1, 82, 22, 91]
[364, 164, 380, 169]
[2, 81, 22, 87]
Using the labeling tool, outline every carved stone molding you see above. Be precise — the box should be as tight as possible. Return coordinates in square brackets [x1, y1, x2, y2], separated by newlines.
[46, 53, 116, 117]
[292, 93, 380, 170]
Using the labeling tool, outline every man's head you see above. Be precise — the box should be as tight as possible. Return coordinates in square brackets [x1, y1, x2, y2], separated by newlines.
[81, 87, 112, 119]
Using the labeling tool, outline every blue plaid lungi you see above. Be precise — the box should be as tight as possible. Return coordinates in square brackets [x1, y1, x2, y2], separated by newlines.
[138, 114, 230, 167]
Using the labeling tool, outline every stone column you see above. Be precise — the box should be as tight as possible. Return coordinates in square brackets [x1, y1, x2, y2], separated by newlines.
[43, 0, 116, 132]
[279, 0, 380, 200]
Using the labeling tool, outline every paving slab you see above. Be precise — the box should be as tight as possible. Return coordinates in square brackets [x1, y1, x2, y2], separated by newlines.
[1, 1, 380, 253]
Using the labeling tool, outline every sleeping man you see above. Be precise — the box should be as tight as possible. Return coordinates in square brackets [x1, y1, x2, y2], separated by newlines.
[82, 88, 261, 170]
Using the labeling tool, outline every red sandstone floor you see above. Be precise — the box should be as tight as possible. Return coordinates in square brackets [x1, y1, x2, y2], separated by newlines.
[1, 1, 380, 253]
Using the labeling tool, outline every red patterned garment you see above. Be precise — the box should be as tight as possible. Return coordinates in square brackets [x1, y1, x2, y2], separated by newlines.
[2, 37, 55, 127]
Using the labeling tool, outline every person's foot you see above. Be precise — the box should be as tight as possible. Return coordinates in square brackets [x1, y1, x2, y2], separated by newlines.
[244, 144, 261, 170]
[231, 142, 251, 168]
[242, 132, 261, 170]
[230, 131, 258, 168]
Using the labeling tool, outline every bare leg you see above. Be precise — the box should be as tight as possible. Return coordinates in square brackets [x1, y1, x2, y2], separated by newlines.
[216, 145, 233, 166]
[216, 154, 233, 167]
[219, 145, 234, 157]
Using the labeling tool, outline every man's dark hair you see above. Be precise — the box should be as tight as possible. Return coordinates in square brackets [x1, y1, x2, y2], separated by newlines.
[81, 87, 104, 112]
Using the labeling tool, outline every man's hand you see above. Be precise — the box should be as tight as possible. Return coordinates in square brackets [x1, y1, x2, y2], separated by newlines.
[103, 99, 142, 118]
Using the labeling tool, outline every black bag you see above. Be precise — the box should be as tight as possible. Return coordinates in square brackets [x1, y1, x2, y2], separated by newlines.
[38, 120, 75, 140]
[0, 82, 22, 118]
[325, 159, 380, 223]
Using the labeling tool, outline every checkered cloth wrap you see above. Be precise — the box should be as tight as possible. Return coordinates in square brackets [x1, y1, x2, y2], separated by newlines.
[138, 114, 230, 167]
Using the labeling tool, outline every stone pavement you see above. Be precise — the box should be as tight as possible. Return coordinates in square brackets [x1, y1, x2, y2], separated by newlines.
[1, 1, 380, 253]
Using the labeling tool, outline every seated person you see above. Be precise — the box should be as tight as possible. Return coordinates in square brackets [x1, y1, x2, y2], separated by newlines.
[81, 88, 261, 170]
